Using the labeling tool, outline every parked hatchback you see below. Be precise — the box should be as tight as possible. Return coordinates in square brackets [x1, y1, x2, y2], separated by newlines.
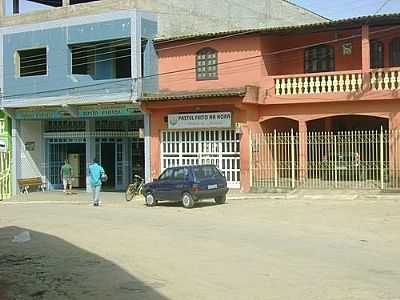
[142, 165, 228, 208]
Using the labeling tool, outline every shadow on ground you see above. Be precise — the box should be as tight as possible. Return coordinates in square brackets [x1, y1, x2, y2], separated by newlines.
[0, 226, 170, 300]
[155, 200, 219, 209]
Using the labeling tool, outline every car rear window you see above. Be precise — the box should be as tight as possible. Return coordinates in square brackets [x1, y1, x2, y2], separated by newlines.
[173, 168, 190, 180]
[193, 166, 219, 179]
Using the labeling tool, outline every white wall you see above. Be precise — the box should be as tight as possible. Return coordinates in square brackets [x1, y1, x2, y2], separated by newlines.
[19, 120, 43, 178]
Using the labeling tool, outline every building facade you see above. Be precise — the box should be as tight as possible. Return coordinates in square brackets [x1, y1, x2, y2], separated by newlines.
[141, 14, 400, 191]
[1, 8, 158, 192]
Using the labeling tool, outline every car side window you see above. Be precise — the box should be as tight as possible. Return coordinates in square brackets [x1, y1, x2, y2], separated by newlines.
[159, 169, 174, 181]
[173, 168, 189, 180]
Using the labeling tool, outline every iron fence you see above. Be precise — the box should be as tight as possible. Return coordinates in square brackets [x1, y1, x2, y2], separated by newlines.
[251, 128, 400, 190]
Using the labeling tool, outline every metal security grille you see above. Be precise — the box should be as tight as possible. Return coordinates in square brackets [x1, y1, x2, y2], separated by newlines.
[251, 129, 400, 190]
[161, 130, 240, 188]
[0, 152, 11, 200]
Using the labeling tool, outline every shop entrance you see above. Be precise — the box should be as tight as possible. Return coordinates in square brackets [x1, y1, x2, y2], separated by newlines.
[100, 143, 116, 189]
[46, 138, 87, 189]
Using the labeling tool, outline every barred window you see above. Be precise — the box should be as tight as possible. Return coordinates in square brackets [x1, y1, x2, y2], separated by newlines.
[390, 37, 400, 67]
[371, 40, 384, 69]
[304, 45, 335, 73]
[196, 48, 218, 80]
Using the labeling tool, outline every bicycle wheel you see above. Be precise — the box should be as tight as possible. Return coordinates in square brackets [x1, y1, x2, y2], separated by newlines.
[125, 183, 136, 202]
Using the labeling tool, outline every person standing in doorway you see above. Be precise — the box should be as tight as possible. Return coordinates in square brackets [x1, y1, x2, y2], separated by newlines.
[89, 158, 105, 207]
[60, 159, 73, 195]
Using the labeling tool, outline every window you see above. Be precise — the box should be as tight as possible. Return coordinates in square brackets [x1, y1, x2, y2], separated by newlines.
[371, 40, 384, 69]
[304, 45, 335, 73]
[173, 168, 189, 180]
[390, 38, 400, 67]
[17, 48, 47, 77]
[193, 166, 218, 179]
[70, 44, 96, 76]
[159, 168, 174, 181]
[196, 48, 218, 80]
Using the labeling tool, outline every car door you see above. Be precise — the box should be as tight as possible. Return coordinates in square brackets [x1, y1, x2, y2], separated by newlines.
[155, 168, 174, 200]
[169, 167, 191, 201]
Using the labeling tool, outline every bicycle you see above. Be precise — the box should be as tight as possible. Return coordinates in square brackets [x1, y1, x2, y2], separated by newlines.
[125, 175, 144, 201]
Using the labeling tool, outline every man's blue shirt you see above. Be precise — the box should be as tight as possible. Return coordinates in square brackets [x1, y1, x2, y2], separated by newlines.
[89, 163, 104, 187]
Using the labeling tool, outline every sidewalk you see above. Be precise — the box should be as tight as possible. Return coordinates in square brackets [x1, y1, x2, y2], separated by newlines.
[1, 188, 400, 205]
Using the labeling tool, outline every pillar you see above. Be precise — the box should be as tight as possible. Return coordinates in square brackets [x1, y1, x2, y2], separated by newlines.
[86, 119, 95, 192]
[12, 0, 19, 14]
[11, 118, 21, 195]
[62, 0, 70, 6]
[150, 110, 164, 181]
[0, 0, 5, 17]
[240, 125, 251, 192]
[389, 113, 400, 186]
[361, 24, 371, 91]
[298, 121, 308, 182]
[144, 112, 151, 183]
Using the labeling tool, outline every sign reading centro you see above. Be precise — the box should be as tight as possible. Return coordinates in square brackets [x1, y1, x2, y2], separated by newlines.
[168, 112, 232, 129]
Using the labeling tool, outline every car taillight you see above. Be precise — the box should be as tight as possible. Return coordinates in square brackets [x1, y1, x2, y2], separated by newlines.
[192, 184, 199, 193]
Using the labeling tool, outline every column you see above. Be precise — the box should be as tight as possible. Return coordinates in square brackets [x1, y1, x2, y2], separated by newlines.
[11, 118, 21, 195]
[13, 0, 19, 14]
[143, 112, 151, 183]
[0, 0, 5, 17]
[86, 119, 95, 192]
[240, 125, 251, 192]
[62, 0, 70, 6]
[389, 114, 400, 186]
[150, 111, 164, 181]
[361, 24, 371, 91]
[298, 121, 308, 182]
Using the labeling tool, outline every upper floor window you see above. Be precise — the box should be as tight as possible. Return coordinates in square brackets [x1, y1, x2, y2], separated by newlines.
[371, 40, 384, 69]
[390, 37, 400, 67]
[304, 45, 335, 73]
[196, 48, 218, 80]
[17, 48, 47, 77]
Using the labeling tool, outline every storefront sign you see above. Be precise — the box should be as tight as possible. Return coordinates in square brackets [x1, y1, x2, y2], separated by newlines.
[15, 105, 141, 120]
[168, 112, 232, 129]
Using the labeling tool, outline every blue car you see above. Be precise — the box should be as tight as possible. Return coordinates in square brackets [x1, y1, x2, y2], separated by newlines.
[143, 165, 228, 209]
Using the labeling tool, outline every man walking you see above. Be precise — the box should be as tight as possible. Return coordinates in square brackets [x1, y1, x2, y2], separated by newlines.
[60, 159, 73, 195]
[88, 158, 105, 207]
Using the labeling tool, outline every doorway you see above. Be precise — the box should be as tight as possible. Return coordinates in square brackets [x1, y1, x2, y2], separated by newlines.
[101, 143, 116, 189]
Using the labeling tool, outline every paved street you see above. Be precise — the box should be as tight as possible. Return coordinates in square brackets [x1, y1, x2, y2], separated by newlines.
[0, 193, 400, 300]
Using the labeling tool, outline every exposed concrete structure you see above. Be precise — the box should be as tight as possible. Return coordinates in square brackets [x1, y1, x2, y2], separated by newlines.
[1, 0, 326, 38]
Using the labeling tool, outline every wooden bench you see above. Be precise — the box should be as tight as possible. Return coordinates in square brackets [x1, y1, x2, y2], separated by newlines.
[17, 177, 46, 194]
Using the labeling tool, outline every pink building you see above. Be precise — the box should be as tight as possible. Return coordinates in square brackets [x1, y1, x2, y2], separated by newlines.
[140, 14, 400, 192]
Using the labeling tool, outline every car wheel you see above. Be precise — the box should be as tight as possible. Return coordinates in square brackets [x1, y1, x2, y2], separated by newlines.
[145, 193, 157, 207]
[215, 195, 226, 204]
[182, 192, 194, 209]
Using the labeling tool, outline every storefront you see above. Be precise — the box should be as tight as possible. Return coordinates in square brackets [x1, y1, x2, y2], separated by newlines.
[11, 103, 145, 191]
[140, 87, 254, 190]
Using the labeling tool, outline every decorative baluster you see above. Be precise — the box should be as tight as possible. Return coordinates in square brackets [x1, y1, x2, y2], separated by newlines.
[344, 74, 351, 92]
[275, 79, 281, 96]
[356, 73, 362, 91]
[383, 72, 390, 90]
[377, 71, 384, 91]
[281, 78, 287, 96]
[303, 77, 310, 94]
[339, 75, 344, 92]
[315, 76, 321, 93]
[350, 74, 357, 92]
[332, 75, 338, 92]
[371, 72, 377, 90]
[309, 76, 315, 94]
[287, 78, 293, 95]
[292, 77, 298, 95]
[326, 75, 333, 93]
[298, 77, 304, 95]
[396, 71, 400, 89]
[321, 76, 327, 93]
[390, 71, 396, 90]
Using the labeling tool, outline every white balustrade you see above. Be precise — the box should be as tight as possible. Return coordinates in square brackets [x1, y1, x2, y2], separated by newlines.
[371, 69, 400, 90]
[274, 72, 363, 96]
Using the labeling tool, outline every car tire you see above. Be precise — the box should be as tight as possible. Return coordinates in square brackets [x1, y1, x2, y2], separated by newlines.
[145, 192, 157, 207]
[215, 195, 226, 204]
[182, 192, 194, 209]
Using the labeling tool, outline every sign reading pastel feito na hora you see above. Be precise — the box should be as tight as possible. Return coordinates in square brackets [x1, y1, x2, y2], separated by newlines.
[168, 112, 232, 129]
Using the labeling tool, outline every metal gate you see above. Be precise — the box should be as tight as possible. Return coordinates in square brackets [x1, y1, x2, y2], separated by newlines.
[0, 152, 11, 200]
[251, 129, 400, 190]
[161, 129, 240, 188]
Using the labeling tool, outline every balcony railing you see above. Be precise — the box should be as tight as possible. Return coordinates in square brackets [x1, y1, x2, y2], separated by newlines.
[371, 68, 400, 91]
[274, 71, 363, 96]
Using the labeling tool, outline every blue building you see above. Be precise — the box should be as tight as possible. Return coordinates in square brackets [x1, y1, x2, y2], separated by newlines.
[1, 8, 157, 192]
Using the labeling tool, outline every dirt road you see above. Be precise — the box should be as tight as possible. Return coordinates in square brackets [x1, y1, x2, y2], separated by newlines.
[1, 195, 400, 299]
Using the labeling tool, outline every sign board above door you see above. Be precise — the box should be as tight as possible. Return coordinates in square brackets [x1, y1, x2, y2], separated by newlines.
[168, 112, 232, 130]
